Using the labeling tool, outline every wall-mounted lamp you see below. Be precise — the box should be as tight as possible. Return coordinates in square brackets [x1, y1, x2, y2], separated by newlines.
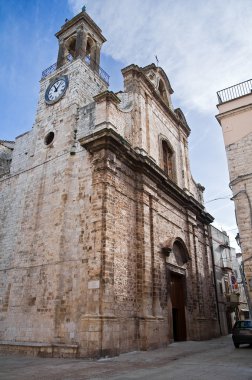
[230, 189, 246, 201]
[235, 233, 240, 247]
[161, 247, 172, 257]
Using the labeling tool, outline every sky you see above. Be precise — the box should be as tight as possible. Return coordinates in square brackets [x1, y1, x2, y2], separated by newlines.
[1, 0, 251, 249]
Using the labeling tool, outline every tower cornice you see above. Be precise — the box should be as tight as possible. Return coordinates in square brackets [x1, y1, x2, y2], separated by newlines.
[55, 11, 106, 43]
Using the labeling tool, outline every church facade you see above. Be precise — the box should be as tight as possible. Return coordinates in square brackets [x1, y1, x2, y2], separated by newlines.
[0, 10, 219, 357]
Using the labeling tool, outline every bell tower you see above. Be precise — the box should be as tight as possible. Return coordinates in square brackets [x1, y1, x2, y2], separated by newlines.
[55, 9, 106, 71]
[31, 8, 109, 161]
[39, 8, 109, 115]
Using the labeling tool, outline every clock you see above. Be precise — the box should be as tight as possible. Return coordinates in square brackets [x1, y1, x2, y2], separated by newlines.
[45, 75, 69, 104]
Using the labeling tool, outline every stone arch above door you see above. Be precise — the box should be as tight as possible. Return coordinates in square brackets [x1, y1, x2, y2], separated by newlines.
[161, 237, 190, 267]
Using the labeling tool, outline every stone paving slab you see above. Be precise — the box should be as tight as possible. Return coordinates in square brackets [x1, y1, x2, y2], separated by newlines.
[0, 336, 251, 380]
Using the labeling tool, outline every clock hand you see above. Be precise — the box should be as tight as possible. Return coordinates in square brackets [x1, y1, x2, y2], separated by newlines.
[55, 81, 63, 91]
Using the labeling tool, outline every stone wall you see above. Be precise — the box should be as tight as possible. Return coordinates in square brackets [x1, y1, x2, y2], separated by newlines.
[0, 149, 93, 345]
[217, 89, 252, 314]
[226, 131, 252, 301]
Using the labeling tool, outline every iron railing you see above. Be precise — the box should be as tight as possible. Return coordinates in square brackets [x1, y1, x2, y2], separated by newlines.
[217, 79, 252, 104]
[84, 55, 109, 85]
[41, 54, 109, 85]
[41, 62, 57, 79]
[41, 55, 72, 78]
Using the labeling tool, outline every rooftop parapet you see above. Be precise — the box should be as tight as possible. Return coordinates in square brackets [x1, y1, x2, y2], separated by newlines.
[217, 79, 252, 104]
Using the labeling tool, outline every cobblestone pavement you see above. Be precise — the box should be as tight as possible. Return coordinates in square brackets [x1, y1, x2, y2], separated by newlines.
[0, 335, 251, 380]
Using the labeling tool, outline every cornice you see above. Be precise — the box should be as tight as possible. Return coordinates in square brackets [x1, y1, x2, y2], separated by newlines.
[216, 103, 252, 125]
[79, 128, 213, 224]
[94, 91, 121, 105]
[55, 11, 106, 42]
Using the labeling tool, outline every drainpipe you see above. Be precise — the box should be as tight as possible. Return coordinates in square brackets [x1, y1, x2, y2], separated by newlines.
[239, 257, 252, 319]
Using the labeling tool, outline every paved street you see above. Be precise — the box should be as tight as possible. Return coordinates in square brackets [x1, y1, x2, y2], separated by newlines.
[0, 335, 251, 380]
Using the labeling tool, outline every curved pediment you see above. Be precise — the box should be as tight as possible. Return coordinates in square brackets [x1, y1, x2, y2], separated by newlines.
[143, 63, 173, 93]
[142, 63, 173, 107]
[174, 108, 190, 130]
[157, 66, 174, 95]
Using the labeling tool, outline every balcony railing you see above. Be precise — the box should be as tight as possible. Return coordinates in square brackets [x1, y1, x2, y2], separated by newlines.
[41, 54, 109, 85]
[41, 62, 57, 79]
[84, 55, 109, 85]
[217, 79, 252, 104]
[221, 258, 232, 270]
[226, 292, 240, 304]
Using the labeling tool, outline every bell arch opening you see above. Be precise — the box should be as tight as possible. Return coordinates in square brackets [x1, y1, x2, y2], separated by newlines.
[65, 36, 77, 60]
[85, 36, 95, 63]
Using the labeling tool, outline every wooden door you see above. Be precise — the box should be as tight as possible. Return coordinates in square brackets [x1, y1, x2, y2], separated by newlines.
[170, 273, 187, 341]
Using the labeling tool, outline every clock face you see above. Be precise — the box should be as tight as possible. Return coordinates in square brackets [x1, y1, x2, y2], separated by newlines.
[45, 75, 69, 104]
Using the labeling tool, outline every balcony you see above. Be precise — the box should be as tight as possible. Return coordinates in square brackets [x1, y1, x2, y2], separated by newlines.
[226, 292, 240, 304]
[217, 79, 252, 104]
[221, 258, 232, 271]
[41, 54, 109, 85]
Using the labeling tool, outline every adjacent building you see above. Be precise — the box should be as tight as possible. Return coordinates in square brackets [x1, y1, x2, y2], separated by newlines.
[210, 226, 248, 335]
[216, 80, 252, 317]
[0, 10, 219, 358]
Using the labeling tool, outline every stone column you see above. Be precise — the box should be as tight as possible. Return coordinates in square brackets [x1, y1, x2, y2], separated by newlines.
[90, 45, 97, 70]
[56, 40, 66, 68]
[95, 44, 101, 68]
[75, 28, 87, 59]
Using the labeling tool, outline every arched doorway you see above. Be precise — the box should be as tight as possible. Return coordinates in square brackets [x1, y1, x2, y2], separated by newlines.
[162, 238, 189, 341]
[170, 239, 189, 341]
[171, 240, 189, 341]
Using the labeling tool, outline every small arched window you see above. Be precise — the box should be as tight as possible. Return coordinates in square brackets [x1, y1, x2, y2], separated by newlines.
[158, 79, 169, 105]
[162, 140, 174, 179]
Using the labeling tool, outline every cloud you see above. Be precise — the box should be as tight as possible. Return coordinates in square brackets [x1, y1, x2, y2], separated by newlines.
[68, 0, 252, 113]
